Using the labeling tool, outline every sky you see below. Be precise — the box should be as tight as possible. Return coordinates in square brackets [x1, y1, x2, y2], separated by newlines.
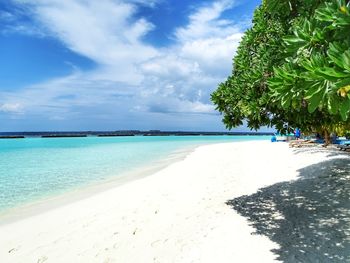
[0, 0, 263, 132]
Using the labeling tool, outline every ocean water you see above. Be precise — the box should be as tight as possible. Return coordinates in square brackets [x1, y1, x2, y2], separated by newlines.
[0, 135, 268, 213]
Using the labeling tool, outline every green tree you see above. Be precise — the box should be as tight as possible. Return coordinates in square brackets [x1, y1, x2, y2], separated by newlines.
[212, 0, 350, 144]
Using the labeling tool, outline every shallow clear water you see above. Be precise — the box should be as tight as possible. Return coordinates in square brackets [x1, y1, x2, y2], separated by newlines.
[0, 135, 268, 212]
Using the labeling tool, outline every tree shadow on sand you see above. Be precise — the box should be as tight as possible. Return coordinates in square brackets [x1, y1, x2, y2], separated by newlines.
[227, 158, 350, 262]
[291, 146, 347, 158]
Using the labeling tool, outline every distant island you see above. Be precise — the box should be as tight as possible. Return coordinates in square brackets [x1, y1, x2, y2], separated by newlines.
[0, 130, 274, 138]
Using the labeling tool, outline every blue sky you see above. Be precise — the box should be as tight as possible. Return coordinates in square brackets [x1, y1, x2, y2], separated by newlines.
[0, 0, 262, 132]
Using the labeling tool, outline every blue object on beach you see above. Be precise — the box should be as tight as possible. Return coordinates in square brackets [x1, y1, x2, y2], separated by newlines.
[339, 140, 350, 145]
[271, 136, 277, 142]
[295, 128, 300, 138]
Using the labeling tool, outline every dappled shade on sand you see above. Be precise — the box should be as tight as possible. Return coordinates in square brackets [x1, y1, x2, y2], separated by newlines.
[228, 158, 350, 262]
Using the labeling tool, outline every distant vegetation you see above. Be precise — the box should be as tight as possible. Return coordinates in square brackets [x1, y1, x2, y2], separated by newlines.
[0, 131, 274, 138]
[212, 0, 350, 144]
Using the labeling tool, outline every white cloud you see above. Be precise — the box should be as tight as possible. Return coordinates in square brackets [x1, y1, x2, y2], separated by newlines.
[13, 0, 158, 84]
[140, 55, 201, 79]
[0, 103, 23, 113]
[2, 0, 246, 130]
[180, 33, 243, 75]
[174, 0, 237, 41]
[137, 0, 243, 114]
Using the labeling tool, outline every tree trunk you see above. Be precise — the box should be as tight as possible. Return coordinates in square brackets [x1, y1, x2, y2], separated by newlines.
[323, 130, 331, 147]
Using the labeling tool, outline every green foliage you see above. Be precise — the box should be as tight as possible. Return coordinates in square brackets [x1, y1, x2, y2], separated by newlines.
[212, 4, 290, 131]
[270, 0, 350, 121]
[212, 0, 350, 135]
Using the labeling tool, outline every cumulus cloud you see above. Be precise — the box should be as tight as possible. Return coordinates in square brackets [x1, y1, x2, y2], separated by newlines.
[1, 0, 246, 130]
[138, 0, 243, 114]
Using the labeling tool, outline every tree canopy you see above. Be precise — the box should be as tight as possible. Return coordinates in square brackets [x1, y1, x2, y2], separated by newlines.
[211, 0, 350, 140]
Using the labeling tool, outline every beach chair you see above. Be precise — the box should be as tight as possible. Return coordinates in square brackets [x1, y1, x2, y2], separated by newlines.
[339, 145, 350, 151]
[338, 143, 350, 151]
[337, 140, 350, 150]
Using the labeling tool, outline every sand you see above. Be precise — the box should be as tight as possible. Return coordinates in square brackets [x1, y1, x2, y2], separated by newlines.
[0, 141, 349, 262]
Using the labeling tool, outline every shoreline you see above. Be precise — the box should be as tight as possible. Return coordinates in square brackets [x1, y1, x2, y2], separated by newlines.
[1, 137, 265, 223]
[0, 140, 249, 225]
[0, 143, 201, 225]
[1, 140, 348, 262]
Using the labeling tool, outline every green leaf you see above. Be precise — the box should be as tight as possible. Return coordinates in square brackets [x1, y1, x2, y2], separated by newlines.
[328, 95, 340, 114]
[281, 95, 292, 109]
[313, 67, 350, 82]
[336, 78, 350, 88]
[304, 82, 322, 99]
[307, 89, 324, 113]
[339, 99, 350, 120]
[317, 67, 349, 78]
[328, 43, 350, 72]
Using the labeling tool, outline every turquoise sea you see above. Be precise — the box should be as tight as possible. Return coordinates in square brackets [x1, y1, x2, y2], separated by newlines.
[0, 135, 268, 214]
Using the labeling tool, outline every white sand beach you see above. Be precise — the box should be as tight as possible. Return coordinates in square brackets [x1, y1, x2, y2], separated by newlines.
[1, 140, 350, 262]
